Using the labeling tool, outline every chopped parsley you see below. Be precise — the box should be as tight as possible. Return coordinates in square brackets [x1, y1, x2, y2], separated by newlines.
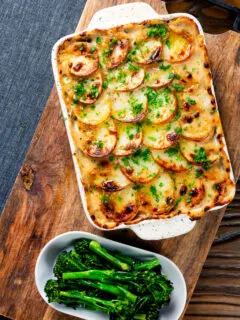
[96, 36, 102, 44]
[171, 83, 186, 91]
[174, 74, 181, 80]
[164, 145, 179, 157]
[93, 140, 103, 151]
[150, 185, 160, 203]
[174, 127, 182, 134]
[168, 71, 174, 79]
[159, 63, 171, 70]
[187, 97, 196, 105]
[133, 184, 144, 191]
[195, 170, 203, 178]
[101, 195, 110, 203]
[145, 88, 170, 111]
[78, 45, 84, 51]
[147, 24, 168, 39]
[128, 62, 140, 72]
[90, 86, 99, 99]
[90, 47, 96, 53]
[128, 95, 144, 116]
[193, 148, 210, 165]
[148, 136, 157, 142]
[145, 73, 150, 81]
[165, 39, 171, 49]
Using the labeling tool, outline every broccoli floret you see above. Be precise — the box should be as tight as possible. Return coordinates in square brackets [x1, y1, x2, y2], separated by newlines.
[73, 239, 91, 254]
[53, 250, 86, 279]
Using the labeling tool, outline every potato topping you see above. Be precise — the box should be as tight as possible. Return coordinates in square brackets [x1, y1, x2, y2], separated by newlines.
[57, 17, 235, 228]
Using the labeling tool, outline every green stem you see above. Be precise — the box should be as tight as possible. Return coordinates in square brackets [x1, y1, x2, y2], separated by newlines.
[134, 258, 160, 271]
[89, 240, 131, 271]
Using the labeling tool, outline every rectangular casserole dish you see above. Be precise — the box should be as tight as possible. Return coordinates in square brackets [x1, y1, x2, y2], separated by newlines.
[51, 2, 235, 240]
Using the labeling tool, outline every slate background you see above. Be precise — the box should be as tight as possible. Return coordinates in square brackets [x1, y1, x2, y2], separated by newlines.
[0, 0, 86, 213]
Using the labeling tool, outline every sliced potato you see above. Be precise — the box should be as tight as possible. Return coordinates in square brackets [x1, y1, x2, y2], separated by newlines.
[73, 119, 117, 158]
[91, 160, 131, 191]
[151, 144, 188, 172]
[215, 179, 236, 206]
[113, 123, 142, 156]
[119, 147, 160, 184]
[173, 170, 205, 210]
[73, 72, 103, 104]
[163, 31, 192, 63]
[146, 88, 177, 124]
[69, 43, 99, 77]
[107, 63, 145, 91]
[145, 65, 174, 88]
[142, 121, 180, 149]
[73, 91, 111, 125]
[106, 39, 130, 69]
[180, 111, 213, 141]
[102, 186, 139, 222]
[179, 131, 221, 165]
[85, 188, 117, 229]
[111, 90, 147, 122]
[131, 39, 162, 64]
[139, 172, 175, 214]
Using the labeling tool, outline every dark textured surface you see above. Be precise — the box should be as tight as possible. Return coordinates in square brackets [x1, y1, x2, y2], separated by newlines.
[0, 0, 86, 213]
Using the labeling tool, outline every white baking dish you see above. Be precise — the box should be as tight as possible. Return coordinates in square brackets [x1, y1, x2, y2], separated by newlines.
[35, 231, 187, 320]
[51, 2, 235, 240]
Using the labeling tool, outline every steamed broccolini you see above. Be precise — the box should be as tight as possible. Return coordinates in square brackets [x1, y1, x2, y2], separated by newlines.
[44, 239, 174, 320]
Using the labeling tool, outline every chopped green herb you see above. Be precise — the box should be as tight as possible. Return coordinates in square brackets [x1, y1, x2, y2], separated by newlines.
[148, 136, 157, 142]
[93, 140, 104, 151]
[168, 71, 174, 79]
[150, 185, 160, 203]
[90, 47, 96, 53]
[96, 36, 102, 44]
[165, 39, 171, 49]
[193, 148, 210, 165]
[128, 63, 140, 72]
[147, 24, 168, 39]
[128, 95, 144, 116]
[171, 83, 186, 91]
[164, 145, 179, 157]
[187, 97, 196, 105]
[159, 64, 171, 71]
[174, 127, 182, 134]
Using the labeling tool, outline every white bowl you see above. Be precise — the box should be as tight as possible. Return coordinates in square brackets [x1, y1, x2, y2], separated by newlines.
[35, 231, 187, 320]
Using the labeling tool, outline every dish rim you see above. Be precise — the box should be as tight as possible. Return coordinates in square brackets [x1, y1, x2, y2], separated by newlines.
[51, 4, 235, 239]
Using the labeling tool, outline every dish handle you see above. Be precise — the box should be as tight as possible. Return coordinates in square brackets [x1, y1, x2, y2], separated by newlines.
[129, 215, 196, 240]
[88, 2, 160, 30]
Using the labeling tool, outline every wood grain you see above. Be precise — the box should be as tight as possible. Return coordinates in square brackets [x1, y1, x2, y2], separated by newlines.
[0, 1, 239, 319]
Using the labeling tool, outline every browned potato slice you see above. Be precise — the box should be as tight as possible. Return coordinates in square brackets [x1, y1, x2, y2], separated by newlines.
[86, 188, 117, 229]
[72, 119, 117, 158]
[142, 121, 180, 149]
[179, 131, 221, 165]
[131, 39, 162, 64]
[173, 170, 205, 210]
[145, 64, 174, 88]
[91, 160, 131, 191]
[163, 31, 192, 63]
[139, 172, 175, 214]
[69, 43, 99, 77]
[73, 72, 103, 105]
[151, 144, 188, 172]
[101, 186, 139, 222]
[113, 123, 142, 156]
[180, 111, 213, 141]
[106, 39, 130, 69]
[111, 90, 147, 122]
[107, 63, 145, 92]
[119, 147, 160, 184]
[73, 91, 111, 125]
[145, 88, 177, 124]
[215, 179, 236, 206]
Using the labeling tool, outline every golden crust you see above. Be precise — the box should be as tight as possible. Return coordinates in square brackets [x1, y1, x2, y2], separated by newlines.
[57, 17, 235, 229]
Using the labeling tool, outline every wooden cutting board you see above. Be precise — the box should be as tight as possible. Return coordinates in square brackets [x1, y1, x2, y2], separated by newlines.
[0, 1, 239, 319]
